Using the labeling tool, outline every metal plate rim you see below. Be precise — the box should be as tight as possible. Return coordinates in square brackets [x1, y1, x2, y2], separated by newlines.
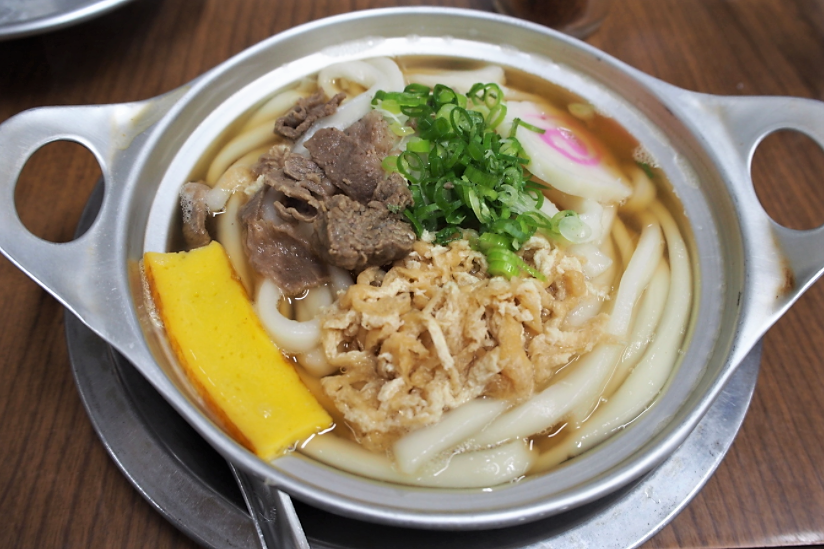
[0, 0, 138, 40]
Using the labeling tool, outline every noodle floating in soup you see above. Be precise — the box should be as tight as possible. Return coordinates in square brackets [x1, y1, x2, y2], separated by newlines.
[148, 57, 692, 489]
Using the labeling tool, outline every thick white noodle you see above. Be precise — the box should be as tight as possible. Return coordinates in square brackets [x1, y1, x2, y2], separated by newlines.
[255, 278, 321, 354]
[551, 196, 606, 245]
[205, 165, 255, 213]
[605, 221, 664, 338]
[539, 196, 560, 218]
[216, 192, 254, 295]
[565, 296, 603, 327]
[596, 235, 619, 288]
[206, 84, 320, 186]
[567, 242, 613, 278]
[206, 123, 277, 185]
[610, 216, 635, 271]
[302, 435, 534, 488]
[580, 200, 609, 245]
[622, 164, 657, 213]
[564, 220, 663, 422]
[328, 265, 354, 296]
[603, 262, 670, 398]
[542, 190, 615, 247]
[405, 65, 506, 94]
[367, 57, 406, 91]
[242, 89, 309, 131]
[534, 202, 691, 471]
[293, 58, 404, 154]
[393, 399, 508, 475]
[317, 59, 384, 99]
[294, 285, 334, 321]
[297, 345, 339, 378]
[206, 87, 314, 186]
[468, 343, 623, 448]
[566, 236, 616, 327]
[210, 146, 271, 294]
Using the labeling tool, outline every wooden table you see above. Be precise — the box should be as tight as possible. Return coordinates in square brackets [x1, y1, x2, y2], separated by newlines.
[1, 1, 823, 547]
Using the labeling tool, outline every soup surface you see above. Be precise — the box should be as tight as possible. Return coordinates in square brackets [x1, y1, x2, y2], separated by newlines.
[153, 55, 693, 489]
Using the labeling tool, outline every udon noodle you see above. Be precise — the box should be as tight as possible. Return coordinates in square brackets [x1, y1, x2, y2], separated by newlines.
[180, 57, 692, 489]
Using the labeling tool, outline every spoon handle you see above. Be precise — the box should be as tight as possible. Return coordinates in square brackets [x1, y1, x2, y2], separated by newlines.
[230, 463, 311, 549]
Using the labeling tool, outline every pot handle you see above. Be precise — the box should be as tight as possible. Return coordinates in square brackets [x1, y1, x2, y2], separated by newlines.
[0, 97, 177, 351]
[706, 95, 824, 351]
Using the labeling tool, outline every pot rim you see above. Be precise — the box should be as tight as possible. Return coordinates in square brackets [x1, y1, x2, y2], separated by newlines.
[138, 7, 725, 528]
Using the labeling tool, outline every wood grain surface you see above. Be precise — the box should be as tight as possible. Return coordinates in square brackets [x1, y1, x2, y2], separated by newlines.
[1, 1, 823, 548]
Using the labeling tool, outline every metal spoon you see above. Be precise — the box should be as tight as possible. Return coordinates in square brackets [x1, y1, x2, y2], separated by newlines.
[229, 463, 311, 549]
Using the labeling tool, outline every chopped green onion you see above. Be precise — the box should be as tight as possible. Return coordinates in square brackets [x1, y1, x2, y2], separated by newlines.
[435, 226, 463, 245]
[404, 209, 425, 235]
[371, 82, 579, 280]
[450, 107, 476, 139]
[433, 84, 459, 109]
[404, 83, 430, 96]
[390, 123, 415, 137]
[382, 155, 399, 173]
[509, 117, 546, 138]
[556, 211, 592, 243]
[398, 151, 425, 183]
[478, 231, 511, 251]
[486, 247, 545, 281]
[379, 99, 402, 114]
[486, 103, 507, 129]
[464, 163, 498, 188]
[467, 83, 504, 109]
[407, 138, 432, 154]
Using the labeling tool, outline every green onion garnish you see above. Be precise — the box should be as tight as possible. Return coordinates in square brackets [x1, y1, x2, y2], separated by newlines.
[372, 82, 587, 279]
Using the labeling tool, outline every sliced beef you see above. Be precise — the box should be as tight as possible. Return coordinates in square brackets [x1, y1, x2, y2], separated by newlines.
[256, 152, 337, 223]
[180, 181, 211, 249]
[241, 188, 329, 297]
[313, 194, 415, 272]
[274, 91, 345, 140]
[240, 105, 414, 283]
[252, 144, 291, 176]
[373, 172, 414, 211]
[282, 154, 337, 198]
[342, 109, 397, 156]
[262, 169, 323, 224]
[304, 111, 396, 203]
[283, 153, 321, 180]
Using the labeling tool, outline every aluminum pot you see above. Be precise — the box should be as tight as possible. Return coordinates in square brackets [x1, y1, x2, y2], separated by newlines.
[0, 7, 822, 531]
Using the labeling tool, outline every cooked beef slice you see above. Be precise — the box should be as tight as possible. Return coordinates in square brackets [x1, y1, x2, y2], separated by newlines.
[282, 154, 337, 198]
[252, 144, 291, 176]
[282, 153, 321, 181]
[313, 194, 415, 272]
[256, 152, 337, 223]
[247, 111, 414, 277]
[241, 188, 328, 296]
[274, 91, 345, 140]
[180, 181, 212, 249]
[304, 111, 395, 203]
[342, 109, 397, 156]
[261, 169, 323, 224]
[372, 172, 413, 211]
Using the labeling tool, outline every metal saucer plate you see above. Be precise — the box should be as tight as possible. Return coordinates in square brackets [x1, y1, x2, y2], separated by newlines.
[66, 184, 763, 549]
[0, 0, 136, 40]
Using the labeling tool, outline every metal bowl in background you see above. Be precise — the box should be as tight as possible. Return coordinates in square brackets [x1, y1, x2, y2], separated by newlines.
[0, 0, 137, 41]
[0, 7, 822, 531]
